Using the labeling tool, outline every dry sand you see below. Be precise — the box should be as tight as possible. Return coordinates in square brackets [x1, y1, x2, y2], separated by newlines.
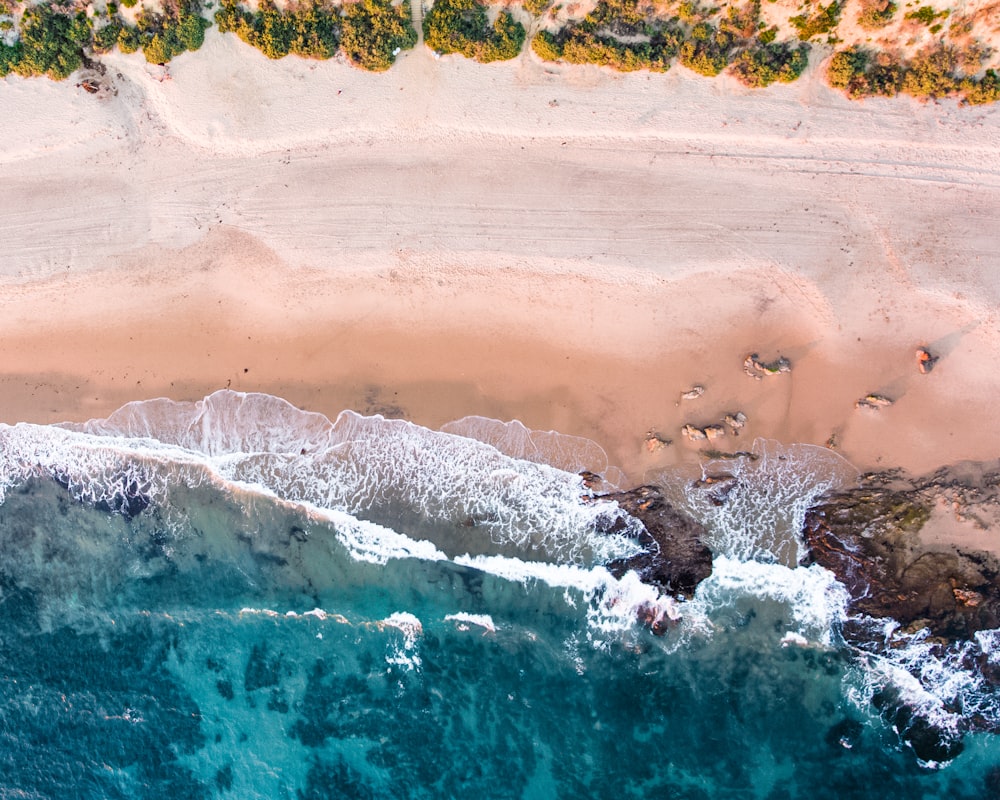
[2, 34, 1000, 483]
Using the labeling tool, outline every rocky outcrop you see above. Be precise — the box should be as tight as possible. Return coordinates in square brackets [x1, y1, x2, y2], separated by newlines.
[802, 463, 1000, 762]
[803, 467, 1000, 642]
[595, 485, 714, 599]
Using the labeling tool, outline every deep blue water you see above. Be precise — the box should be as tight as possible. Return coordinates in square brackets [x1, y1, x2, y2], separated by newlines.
[1, 391, 1000, 799]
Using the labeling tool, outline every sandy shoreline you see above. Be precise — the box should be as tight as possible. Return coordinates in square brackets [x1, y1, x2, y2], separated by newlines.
[2, 34, 1000, 484]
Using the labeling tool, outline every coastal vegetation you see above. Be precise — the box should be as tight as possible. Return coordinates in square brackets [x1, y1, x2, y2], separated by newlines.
[215, 0, 415, 69]
[423, 0, 525, 62]
[0, 0, 997, 105]
[531, 0, 684, 72]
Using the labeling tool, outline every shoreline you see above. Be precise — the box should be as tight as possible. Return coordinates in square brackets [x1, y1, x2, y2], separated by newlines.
[2, 223, 998, 483]
[2, 39, 1000, 484]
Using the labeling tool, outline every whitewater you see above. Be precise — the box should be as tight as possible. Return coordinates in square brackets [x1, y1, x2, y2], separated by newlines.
[1, 390, 999, 798]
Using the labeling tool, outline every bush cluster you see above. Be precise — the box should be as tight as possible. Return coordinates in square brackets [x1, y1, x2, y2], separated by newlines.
[856, 0, 896, 29]
[533, 0, 812, 87]
[531, 0, 682, 72]
[132, 0, 211, 64]
[789, 1, 840, 39]
[1, 0, 997, 107]
[904, 4, 947, 25]
[730, 40, 809, 87]
[678, 20, 736, 76]
[216, 0, 415, 69]
[827, 43, 998, 104]
[423, 0, 525, 62]
[341, 0, 417, 70]
[826, 46, 901, 96]
[215, 0, 339, 60]
[0, 2, 91, 79]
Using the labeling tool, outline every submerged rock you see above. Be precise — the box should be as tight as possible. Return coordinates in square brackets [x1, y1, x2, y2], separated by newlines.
[680, 385, 705, 401]
[872, 687, 965, 765]
[596, 485, 713, 598]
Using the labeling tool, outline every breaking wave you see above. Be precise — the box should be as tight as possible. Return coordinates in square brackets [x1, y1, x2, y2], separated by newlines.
[1, 391, 999, 797]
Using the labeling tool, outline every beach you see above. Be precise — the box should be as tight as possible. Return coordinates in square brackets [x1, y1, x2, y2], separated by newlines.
[2, 32, 1000, 481]
[7, 27, 1000, 795]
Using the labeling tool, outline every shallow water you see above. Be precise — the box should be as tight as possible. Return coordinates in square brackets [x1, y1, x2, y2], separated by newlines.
[2, 391, 1000, 799]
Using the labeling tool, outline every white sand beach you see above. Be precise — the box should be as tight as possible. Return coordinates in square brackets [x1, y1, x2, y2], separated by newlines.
[2, 33, 1000, 481]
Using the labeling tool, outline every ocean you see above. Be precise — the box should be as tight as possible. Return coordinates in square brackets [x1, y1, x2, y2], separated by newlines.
[1, 390, 999, 799]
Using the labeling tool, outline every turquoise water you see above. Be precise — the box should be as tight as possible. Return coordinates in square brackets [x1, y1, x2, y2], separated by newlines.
[1, 391, 1000, 799]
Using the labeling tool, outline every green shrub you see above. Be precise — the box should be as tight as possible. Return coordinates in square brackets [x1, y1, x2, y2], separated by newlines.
[899, 44, 957, 98]
[136, 0, 211, 64]
[423, 0, 525, 62]
[789, 1, 840, 38]
[827, 45, 902, 97]
[581, 0, 647, 35]
[531, 29, 562, 60]
[216, 0, 293, 58]
[826, 46, 866, 89]
[216, 0, 344, 61]
[117, 23, 142, 53]
[720, 0, 760, 38]
[857, 0, 895, 29]
[0, 41, 20, 76]
[93, 20, 124, 53]
[678, 21, 734, 76]
[904, 4, 947, 25]
[900, 45, 959, 99]
[961, 68, 999, 105]
[531, 0, 682, 71]
[12, 3, 92, 79]
[730, 39, 809, 87]
[522, 0, 551, 15]
[341, 0, 417, 70]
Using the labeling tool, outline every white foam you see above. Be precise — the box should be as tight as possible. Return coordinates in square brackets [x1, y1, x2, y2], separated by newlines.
[440, 415, 621, 485]
[846, 623, 1000, 767]
[36, 391, 643, 565]
[659, 439, 859, 567]
[445, 613, 497, 633]
[305, 504, 449, 565]
[690, 556, 850, 646]
[381, 611, 424, 671]
[454, 553, 680, 640]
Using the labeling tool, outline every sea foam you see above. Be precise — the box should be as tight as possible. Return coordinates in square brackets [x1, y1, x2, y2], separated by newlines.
[0, 391, 643, 566]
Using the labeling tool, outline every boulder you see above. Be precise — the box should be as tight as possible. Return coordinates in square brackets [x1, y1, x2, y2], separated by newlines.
[681, 424, 707, 442]
[917, 347, 939, 374]
[596, 485, 714, 598]
[855, 394, 894, 410]
[744, 353, 792, 379]
[703, 424, 726, 441]
[724, 412, 747, 433]
[644, 431, 672, 453]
